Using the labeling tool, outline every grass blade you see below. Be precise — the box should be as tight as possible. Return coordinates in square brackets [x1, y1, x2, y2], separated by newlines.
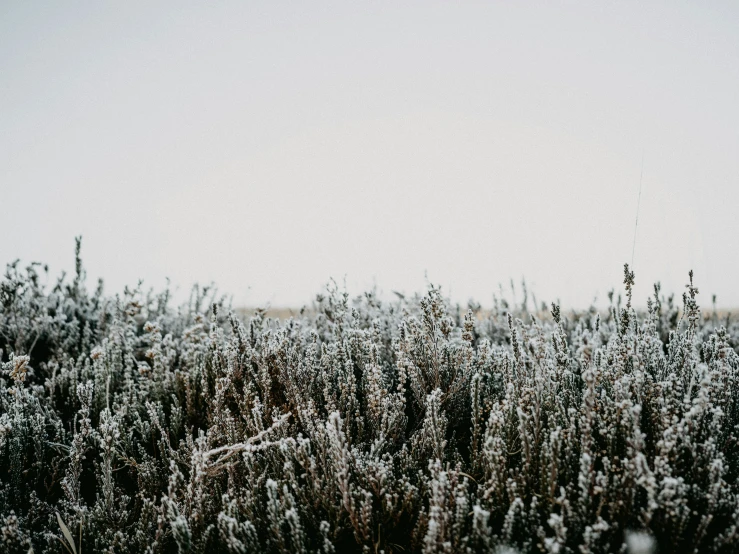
[56, 513, 77, 554]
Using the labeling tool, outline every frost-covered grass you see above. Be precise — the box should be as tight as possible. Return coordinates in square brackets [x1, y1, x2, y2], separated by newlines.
[3, 241, 739, 553]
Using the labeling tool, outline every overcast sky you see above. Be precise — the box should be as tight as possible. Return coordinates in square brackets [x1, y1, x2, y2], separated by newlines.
[2, 1, 738, 309]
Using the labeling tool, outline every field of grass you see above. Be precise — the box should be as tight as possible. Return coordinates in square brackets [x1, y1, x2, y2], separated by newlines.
[3, 244, 739, 553]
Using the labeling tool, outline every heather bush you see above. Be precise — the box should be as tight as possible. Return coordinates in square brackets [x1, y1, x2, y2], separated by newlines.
[3, 241, 739, 553]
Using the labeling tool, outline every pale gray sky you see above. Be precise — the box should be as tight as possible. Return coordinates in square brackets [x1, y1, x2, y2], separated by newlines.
[2, 1, 738, 309]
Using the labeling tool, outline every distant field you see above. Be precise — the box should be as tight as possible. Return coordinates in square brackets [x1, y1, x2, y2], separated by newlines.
[239, 305, 738, 323]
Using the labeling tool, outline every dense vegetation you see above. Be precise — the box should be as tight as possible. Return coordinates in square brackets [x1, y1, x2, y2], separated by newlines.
[3, 241, 739, 553]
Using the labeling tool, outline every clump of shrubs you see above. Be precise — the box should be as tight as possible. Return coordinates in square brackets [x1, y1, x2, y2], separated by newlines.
[2, 241, 739, 553]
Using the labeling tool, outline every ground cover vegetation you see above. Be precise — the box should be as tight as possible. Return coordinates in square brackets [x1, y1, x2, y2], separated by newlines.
[2, 240, 739, 553]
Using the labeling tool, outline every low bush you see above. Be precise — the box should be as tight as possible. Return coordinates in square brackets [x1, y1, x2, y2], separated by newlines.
[2, 241, 739, 553]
